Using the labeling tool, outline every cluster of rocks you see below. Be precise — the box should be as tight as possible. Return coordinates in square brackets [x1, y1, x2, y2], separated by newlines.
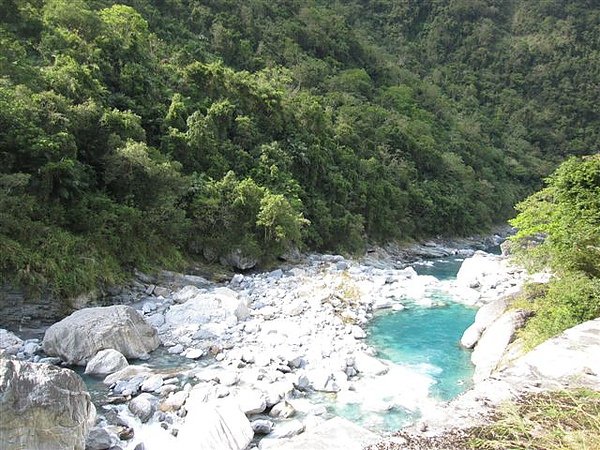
[1, 236, 553, 450]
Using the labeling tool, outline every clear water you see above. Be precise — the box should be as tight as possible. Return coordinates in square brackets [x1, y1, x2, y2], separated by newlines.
[368, 300, 475, 401]
[413, 257, 465, 280]
[333, 256, 477, 431]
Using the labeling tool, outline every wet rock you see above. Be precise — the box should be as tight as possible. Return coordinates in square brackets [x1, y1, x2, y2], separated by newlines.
[0, 358, 95, 450]
[42, 306, 160, 365]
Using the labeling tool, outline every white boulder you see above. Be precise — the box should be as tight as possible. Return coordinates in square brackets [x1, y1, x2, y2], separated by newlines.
[84, 349, 129, 376]
[472, 309, 531, 382]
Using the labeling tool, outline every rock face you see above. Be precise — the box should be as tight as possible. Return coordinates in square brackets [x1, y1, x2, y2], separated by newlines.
[471, 309, 532, 383]
[85, 349, 129, 376]
[0, 358, 95, 450]
[503, 317, 600, 388]
[177, 399, 253, 450]
[42, 305, 160, 365]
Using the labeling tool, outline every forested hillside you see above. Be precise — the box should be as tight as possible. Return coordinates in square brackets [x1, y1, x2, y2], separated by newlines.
[1, 0, 598, 296]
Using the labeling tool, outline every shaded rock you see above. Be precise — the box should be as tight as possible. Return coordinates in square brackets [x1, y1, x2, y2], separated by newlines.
[85, 426, 115, 450]
[220, 249, 257, 270]
[0, 358, 95, 450]
[42, 306, 160, 365]
[177, 399, 253, 450]
[251, 419, 274, 434]
[85, 349, 129, 376]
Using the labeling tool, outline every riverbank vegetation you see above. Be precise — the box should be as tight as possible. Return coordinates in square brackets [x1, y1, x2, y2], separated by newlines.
[1, 0, 599, 296]
[471, 389, 600, 450]
[510, 154, 600, 348]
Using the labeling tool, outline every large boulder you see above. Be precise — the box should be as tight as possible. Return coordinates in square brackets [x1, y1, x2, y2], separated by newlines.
[177, 398, 253, 450]
[42, 305, 160, 365]
[165, 287, 250, 328]
[460, 296, 510, 349]
[472, 309, 531, 382]
[456, 251, 505, 289]
[0, 358, 95, 450]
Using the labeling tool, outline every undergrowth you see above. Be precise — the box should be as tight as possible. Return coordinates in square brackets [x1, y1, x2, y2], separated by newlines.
[470, 390, 600, 450]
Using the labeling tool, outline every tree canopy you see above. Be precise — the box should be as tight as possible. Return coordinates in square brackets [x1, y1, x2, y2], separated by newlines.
[1, 0, 598, 296]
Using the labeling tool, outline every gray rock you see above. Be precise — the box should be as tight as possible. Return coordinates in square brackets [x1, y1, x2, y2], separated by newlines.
[145, 313, 165, 328]
[85, 427, 114, 450]
[141, 374, 163, 392]
[160, 390, 189, 412]
[128, 393, 157, 423]
[268, 269, 283, 280]
[0, 358, 95, 450]
[251, 419, 274, 434]
[166, 288, 250, 328]
[42, 306, 160, 365]
[85, 349, 129, 376]
[220, 249, 258, 270]
[153, 286, 170, 297]
[0, 329, 22, 354]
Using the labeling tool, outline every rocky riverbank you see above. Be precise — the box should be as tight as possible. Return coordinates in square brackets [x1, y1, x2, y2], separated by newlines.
[1, 231, 541, 450]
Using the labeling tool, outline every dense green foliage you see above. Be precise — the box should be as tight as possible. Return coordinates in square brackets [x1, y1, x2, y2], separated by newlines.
[510, 155, 600, 347]
[1, 0, 599, 295]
